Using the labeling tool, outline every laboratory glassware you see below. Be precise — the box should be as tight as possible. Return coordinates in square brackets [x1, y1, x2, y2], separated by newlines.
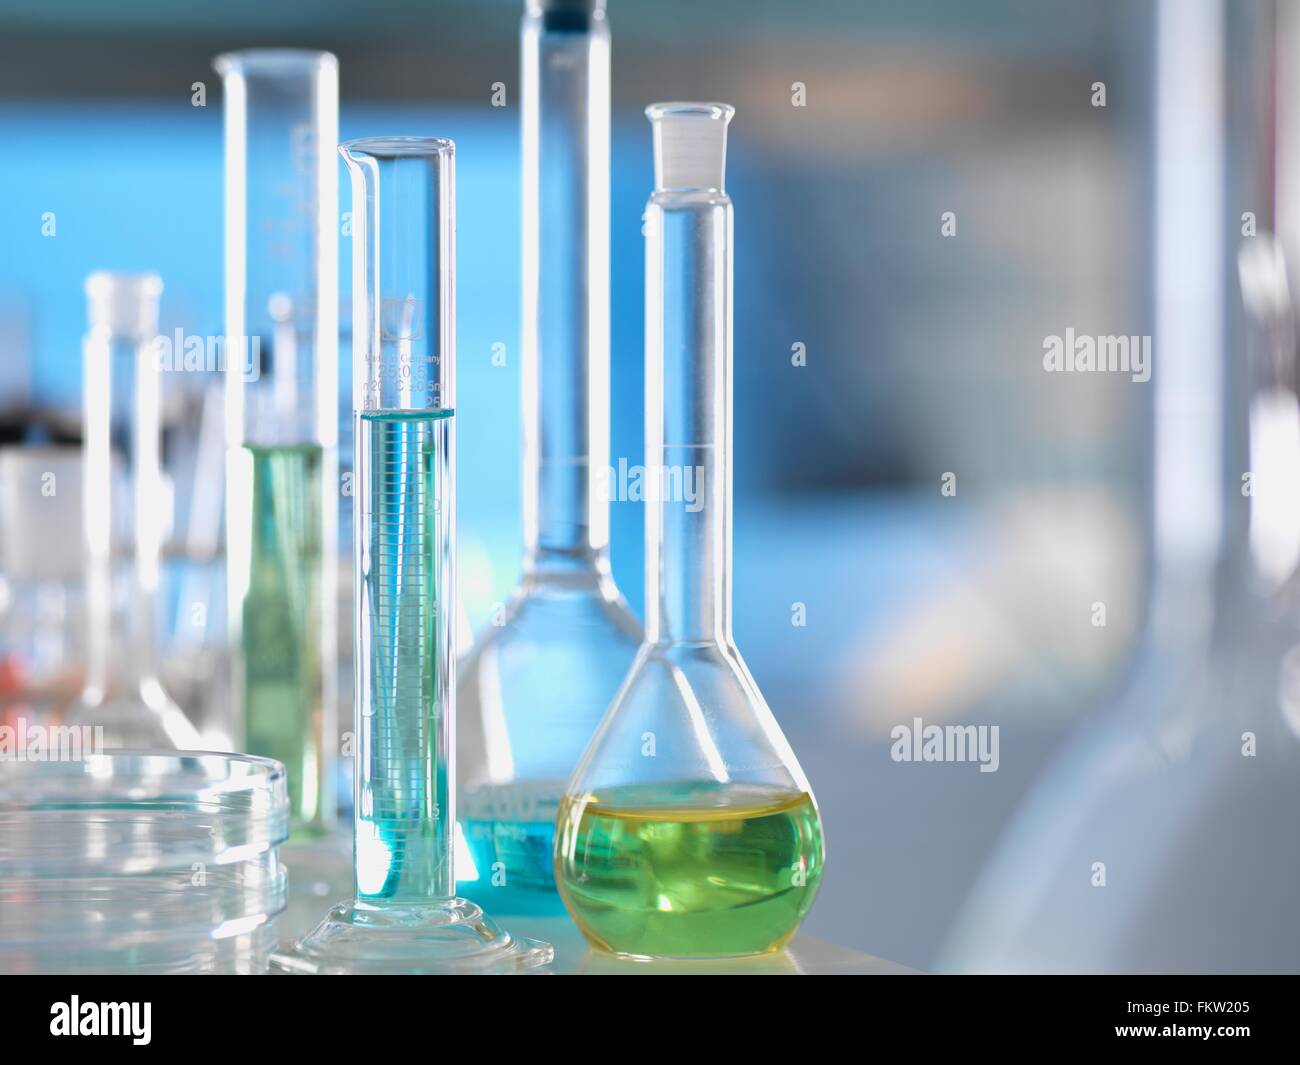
[215, 48, 339, 835]
[273, 137, 551, 972]
[0, 446, 83, 701]
[456, 0, 641, 912]
[68, 272, 201, 750]
[0, 751, 288, 974]
[164, 384, 237, 753]
[942, 0, 1300, 973]
[555, 104, 826, 959]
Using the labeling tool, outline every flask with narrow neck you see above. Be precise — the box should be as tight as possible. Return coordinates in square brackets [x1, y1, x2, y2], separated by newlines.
[71, 271, 201, 749]
[555, 104, 826, 959]
[456, 0, 641, 910]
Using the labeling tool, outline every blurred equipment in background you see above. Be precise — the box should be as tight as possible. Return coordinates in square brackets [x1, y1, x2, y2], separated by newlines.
[942, 0, 1300, 974]
[217, 48, 340, 840]
[0, 445, 83, 721]
[68, 271, 201, 749]
[160, 380, 234, 749]
[456, 0, 642, 912]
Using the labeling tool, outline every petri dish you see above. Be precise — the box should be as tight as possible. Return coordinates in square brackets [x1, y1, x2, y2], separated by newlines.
[0, 751, 289, 974]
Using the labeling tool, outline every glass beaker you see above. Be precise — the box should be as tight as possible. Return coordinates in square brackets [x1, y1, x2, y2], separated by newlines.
[456, 0, 641, 912]
[214, 49, 339, 837]
[69, 272, 201, 749]
[273, 138, 551, 973]
[554, 104, 825, 959]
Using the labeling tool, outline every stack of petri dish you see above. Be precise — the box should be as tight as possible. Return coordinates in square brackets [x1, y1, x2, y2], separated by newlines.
[0, 751, 289, 974]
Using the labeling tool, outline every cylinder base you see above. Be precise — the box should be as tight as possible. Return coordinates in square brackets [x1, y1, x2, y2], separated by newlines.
[270, 897, 553, 974]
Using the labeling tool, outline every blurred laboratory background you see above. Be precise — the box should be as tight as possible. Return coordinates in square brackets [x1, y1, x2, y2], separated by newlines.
[0, 0, 1296, 972]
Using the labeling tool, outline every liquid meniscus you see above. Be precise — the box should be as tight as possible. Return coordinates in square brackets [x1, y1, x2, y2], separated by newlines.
[555, 781, 824, 958]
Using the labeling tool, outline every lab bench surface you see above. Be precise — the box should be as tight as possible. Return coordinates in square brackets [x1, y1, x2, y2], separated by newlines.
[275, 842, 913, 974]
[508, 916, 915, 975]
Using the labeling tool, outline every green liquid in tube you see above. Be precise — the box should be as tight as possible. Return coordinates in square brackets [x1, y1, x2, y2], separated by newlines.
[235, 442, 327, 834]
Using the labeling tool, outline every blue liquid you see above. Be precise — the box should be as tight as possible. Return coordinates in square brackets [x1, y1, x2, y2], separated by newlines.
[355, 410, 453, 902]
[455, 582, 642, 914]
[460, 823, 564, 915]
[457, 782, 567, 914]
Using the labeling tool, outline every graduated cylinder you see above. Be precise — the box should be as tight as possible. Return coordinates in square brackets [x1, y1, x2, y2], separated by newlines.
[342, 139, 457, 902]
[216, 49, 339, 833]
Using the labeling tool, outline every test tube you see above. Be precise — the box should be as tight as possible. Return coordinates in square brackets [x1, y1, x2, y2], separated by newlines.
[273, 139, 550, 972]
[71, 272, 201, 749]
[215, 49, 338, 835]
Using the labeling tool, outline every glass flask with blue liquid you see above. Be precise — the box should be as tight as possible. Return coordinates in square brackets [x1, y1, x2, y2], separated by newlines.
[456, 0, 642, 912]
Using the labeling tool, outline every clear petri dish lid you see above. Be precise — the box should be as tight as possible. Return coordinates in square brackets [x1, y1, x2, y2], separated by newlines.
[0, 848, 288, 946]
[0, 751, 290, 973]
[0, 750, 290, 875]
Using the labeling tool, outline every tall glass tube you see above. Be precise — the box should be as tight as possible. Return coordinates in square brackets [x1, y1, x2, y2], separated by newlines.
[941, 0, 1300, 974]
[71, 272, 201, 749]
[216, 50, 338, 836]
[556, 105, 824, 959]
[274, 138, 551, 973]
[457, 0, 641, 911]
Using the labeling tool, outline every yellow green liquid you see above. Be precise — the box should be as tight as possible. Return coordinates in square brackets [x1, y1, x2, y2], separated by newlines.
[232, 442, 328, 834]
[555, 782, 824, 958]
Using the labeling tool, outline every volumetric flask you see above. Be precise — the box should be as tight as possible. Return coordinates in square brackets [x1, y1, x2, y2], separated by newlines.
[69, 272, 201, 750]
[456, 0, 641, 913]
[273, 138, 551, 973]
[555, 105, 825, 959]
[215, 49, 340, 838]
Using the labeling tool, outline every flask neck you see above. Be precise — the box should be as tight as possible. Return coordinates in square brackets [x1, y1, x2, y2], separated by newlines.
[644, 193, 734, 646]
[521, 5, 612, 571]
[82, 333, 166, 695]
